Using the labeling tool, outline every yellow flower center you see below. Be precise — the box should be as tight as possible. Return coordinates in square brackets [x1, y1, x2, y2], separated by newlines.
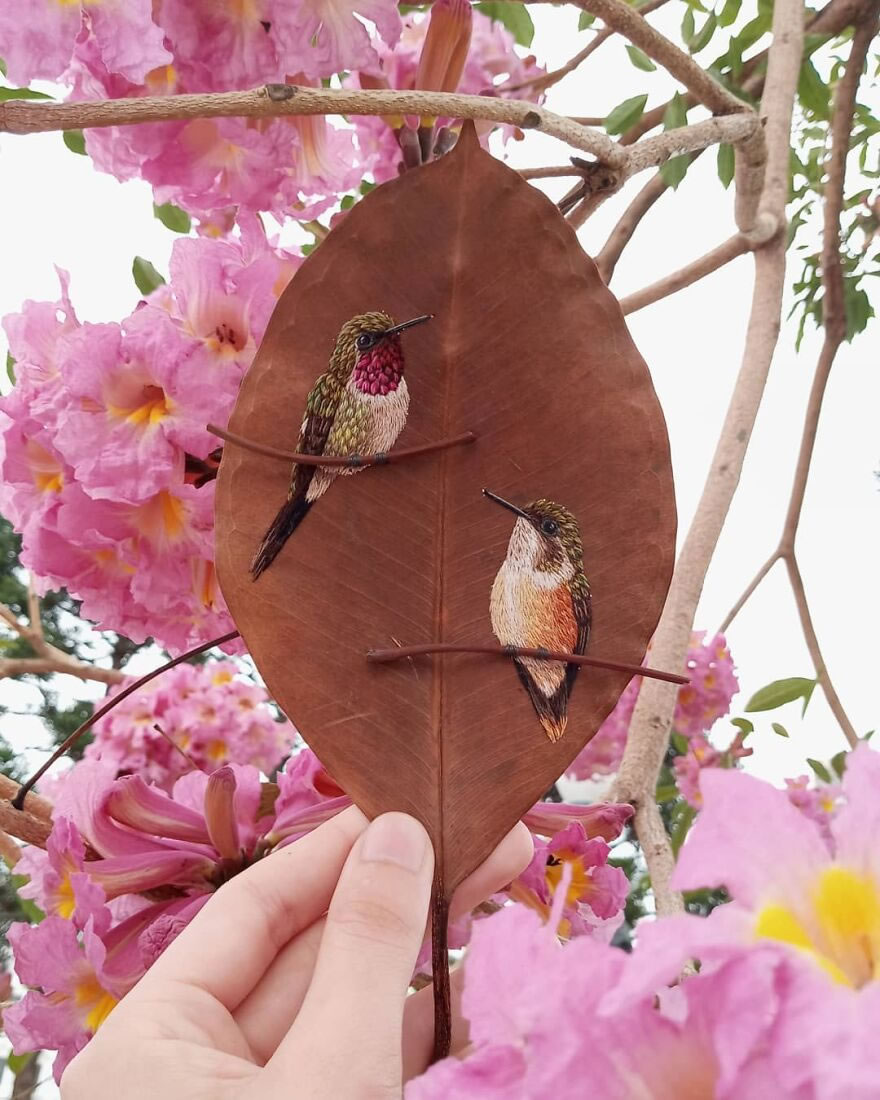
[132, 491, 188, 545]
[755, 866, 880, 988]
[55, 874, 76, 920]
[74, 975, 117, 1033]
[107, 384, 172, 428]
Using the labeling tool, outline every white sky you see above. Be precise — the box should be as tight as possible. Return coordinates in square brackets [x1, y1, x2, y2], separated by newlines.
[0, 10, 877, 795]
[0, 6, 878, 1097]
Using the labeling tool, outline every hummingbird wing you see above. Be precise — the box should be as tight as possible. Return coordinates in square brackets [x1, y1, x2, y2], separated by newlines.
[564, 580, 592, 697]
[289, 371, 344, 502]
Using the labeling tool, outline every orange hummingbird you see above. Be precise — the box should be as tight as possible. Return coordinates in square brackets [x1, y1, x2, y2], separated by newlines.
[484, 490, 592, 742]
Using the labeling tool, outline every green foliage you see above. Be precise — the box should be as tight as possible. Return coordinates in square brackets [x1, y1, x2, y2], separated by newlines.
[744, 676, 817, 715]
[771, 722, 790, 737]
[0, 86, 53, 101]
[605, 94, 648, 135]
[660, 93, 691, 190]
[132, 256, 167, 296]
[578, 10, 595, 29]
[806, 757, 832, 783]
[474, 2, 534, 47]
[797, 58, 831, 121]
[153, 201, 192, 234]
[63, 129, 87, 155]
[6, 350, 14, 384]
[717, 142, 735, 189]
[626, 45, 656, 72]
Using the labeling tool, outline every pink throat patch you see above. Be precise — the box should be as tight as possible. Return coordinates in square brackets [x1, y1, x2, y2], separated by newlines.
[352, 338, 403, 396]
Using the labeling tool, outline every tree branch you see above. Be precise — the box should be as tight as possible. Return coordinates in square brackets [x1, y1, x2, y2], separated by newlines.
[0, 84, 628, 168]
[625, 114, 761, 174]
[0, 776, 52, 848]
[0, 656, 124, 684]
[620, 215, 778, 314]
[596, 172, 669, 282]
[609, 0, 805, 916]
[717, 4, 878, 749]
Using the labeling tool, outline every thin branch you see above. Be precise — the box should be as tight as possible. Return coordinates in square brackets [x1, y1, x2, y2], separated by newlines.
[625, 114, 761, 175]
[0, 777, 52, 848]
[0, 601, 31, 639]
[13, 629, 240, 810]
[507, 0, 673, 94]
[717, 5, 878, 748]
[620, 216, 778, 314]
[571, 0, 748, 116]
[208, 424, 476, 465]
[0, 775, 52, 822]
[0, 84, 628, 168]
[25, 583, 44, 650]
[0, 829, 21, 868]
[366, 642, 689, 684]
[596, 172, 669, 283]
[519, 165, 588, 180]
[0, 655, 125, 686]
[609, 0, 805, 917]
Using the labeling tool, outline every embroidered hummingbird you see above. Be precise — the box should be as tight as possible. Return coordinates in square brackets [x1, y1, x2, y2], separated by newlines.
[251, 311, 432, 579]
[484, 490, 592, 743]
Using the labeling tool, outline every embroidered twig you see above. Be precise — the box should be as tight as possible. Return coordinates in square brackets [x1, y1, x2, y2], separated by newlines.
[207, 423, 477, 466]
[366, 643, 688, 685]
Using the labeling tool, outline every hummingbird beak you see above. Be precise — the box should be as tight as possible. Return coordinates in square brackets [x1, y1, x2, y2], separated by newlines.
[382, 314, 434, 338]
[482, 489, 531, 520]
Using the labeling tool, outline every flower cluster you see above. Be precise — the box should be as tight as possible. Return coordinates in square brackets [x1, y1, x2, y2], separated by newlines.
[5, 751, 631, 1079]
[0, 221, 298, 652]
[412, 744, 880, 1098]
[785, 772, 843, 844]
[568, 632, 739, 781]
[84, 660, 296, 789]
[0, 2, 542, 224]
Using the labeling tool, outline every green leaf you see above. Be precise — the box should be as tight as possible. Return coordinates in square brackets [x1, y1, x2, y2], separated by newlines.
[807, 758, 832, 784]
[63, 129, 87, 155]
[0, 59, 6, 77]
[690, 11, 717, 53]
[670, 730, 689, 754]
[10, 875, 44, 923]
[798, 58, 830, 120]
[771, 722, 789, 738]
[625, 44, 657, 71]
[359, 179, 376, 195]
[6, 351, 15, 384]
[681, 6, 696, 47]
[655, 783, 679, 803]
[0, 86, 54, 101]
[830, 750, 848, 778]
[663, 91, 688, 131]
[730, 717, 753, 737]
[340, 194, 356, 210]
[153, 201, 192, 234]
[578, 10, 596, 29]
[132, 256, 166, 296]
[301, 242, 316, 256]
[7, 1052, 34, 1076]
[718, 0, 742, 27]
[660, 153, 690, 189]
[670, 801, 697, 855]
[474, 2, 534, 46]
[717, 142, 735, 188]
[745, 677, 817, 713]
[605, 93, 648, 135]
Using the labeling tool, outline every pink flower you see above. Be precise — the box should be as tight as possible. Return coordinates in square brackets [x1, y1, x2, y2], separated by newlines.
[85, 660, 296, 789]
[670, 743, 880, 993]
[785, 774, 843, 844]
[568, 632, 739, 780]
[0, 0, 169, 86]
[271, 0, 402, 79]
[509, 822, 628, 939]
[1, 227, 297, 651]
[408, 904, 804, 1099]
[16, 817, 107, 932]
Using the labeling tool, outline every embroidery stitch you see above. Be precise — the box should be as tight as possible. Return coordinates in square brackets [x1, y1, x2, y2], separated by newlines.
[251, 312, 431, 578]
[484, 490, 592, 742]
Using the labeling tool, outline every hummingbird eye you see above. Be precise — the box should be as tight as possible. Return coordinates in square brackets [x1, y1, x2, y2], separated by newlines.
[540, 517, 560, 537]
[356, 332, 377, 351]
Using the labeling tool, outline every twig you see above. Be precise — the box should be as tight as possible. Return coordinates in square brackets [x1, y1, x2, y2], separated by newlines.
[519, 165, 588, 179]
[208, 423, 476, 466]
[25, 583, 44, 650]
[12, 629, 240, 811]
[718, 6, 878, 749]
[0, 84, 628, 168]
[620, 216, 778, 314]
[596, 172, 670, 283]
[609, 0, 805, 917]
[366, 643, 689, 685]
[0, 829, 21, 867]
[626, 114, 761, 175]
[571, 0, 748, 116]
[506, 0, 673, 94]
[0, 597, 125, 686]
[0, 777, 52, 848]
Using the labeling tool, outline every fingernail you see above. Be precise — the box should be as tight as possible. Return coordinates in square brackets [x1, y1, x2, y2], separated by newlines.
[360, 813, 427, 872]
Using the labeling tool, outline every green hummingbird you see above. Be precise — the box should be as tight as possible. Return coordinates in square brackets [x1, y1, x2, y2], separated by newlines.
[251, 311, 432, 579]
[484, 490, 592, 742]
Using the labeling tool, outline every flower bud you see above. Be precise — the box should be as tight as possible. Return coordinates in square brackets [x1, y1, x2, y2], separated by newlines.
[415, 0, 473, 94]
[204, 766, 241, 860]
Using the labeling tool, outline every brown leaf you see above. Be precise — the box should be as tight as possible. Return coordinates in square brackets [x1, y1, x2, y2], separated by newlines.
[215, 125, 675, 902]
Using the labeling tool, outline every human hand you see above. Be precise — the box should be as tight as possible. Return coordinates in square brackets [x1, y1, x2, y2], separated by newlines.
[61, 807, 533, 1099]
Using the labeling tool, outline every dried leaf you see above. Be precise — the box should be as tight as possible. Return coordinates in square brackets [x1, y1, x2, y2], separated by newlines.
[215, 126, 675, 901]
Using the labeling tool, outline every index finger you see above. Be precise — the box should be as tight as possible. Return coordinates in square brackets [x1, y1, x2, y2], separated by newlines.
[133, 805, 368, 1010]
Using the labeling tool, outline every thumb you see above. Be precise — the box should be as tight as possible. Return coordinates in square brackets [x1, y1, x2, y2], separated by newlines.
[266, 812, 434, 1094]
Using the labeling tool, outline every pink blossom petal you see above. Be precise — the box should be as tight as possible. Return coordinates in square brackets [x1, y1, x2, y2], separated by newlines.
[831, 743, 880, 874]
[87, 851, 214, 897]
[106, 776, 212, 843]
[672, 767, 828, 906]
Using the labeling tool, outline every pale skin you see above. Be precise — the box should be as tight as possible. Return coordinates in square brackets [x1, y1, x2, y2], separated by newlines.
[61, 807, 533, 1099]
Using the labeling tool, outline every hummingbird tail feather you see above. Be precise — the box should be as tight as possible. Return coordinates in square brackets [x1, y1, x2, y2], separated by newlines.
[513, 658, 571, 743]
[251, 494, 312, 579]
